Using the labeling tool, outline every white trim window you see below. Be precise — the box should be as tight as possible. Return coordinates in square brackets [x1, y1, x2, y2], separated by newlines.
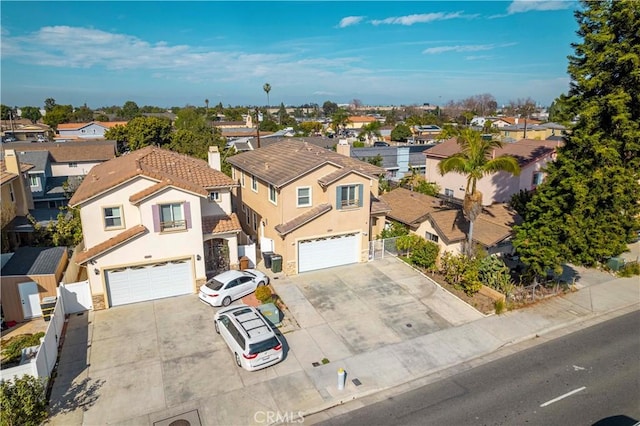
[251, 175, 258, 192]
[444, 188, 454, 197]
[297, 187, 311, 207]
[269, 184, 277, 205]
[425, 231, 439, 243]
[159, 203, 186, 231]
[103, 206, 124, 229]
[241, 172, 245, 188]
[209, 191, 220, 202]
[29, 175, 38, 187]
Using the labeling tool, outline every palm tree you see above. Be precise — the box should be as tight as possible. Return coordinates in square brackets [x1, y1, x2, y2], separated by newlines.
[263, 83, 271, 107]
[205, 98, 209, 112]
[438, 129, 520, 255]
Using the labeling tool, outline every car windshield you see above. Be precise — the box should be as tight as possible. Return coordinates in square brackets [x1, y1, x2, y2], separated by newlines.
[205, 279, 225, 291]
[248, 336, 280, 355]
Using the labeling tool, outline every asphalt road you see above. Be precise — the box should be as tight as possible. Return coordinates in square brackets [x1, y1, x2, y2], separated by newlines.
[319, 310, 640, 426]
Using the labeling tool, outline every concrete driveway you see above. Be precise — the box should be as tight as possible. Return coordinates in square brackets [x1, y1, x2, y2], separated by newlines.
[48, 257, 482, 425]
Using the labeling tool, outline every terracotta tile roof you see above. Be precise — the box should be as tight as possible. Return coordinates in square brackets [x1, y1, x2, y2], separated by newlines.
[348, 116, 377, 123]
[428, 204, 521, 247]
[202, 213, 242, 235]
[1, 140, 117, 162]
[76, 225, 147, 264]
[70, 146, 236, 206]
[228, 139, 384, 188]
[274, 203, 332, 236]
[426, 137, 561, 167]
[379, 187, 442, 228]
[57, 121, 127, 130]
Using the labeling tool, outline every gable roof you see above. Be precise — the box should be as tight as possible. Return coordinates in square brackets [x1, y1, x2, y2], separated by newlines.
[1, 140, 117, 163]
[57, 121, 127, 131]
[227, 139, 384, 188]
[69, 146, 236, 206]
[202, 213, 242, 235]
[1, 246, 66, 276]
[428, 204, 521, 247]
[379, 187, 443, 228]
[274, 203, 332, 236]
[15, 151, 49, 173]
[76, 225, 147, 264]
[0, 160, 34, 184]
[425, 137, 561, 167]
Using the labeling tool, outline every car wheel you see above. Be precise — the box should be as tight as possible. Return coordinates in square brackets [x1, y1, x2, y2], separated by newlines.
[235, 353, 242, 367]
[214, 320, 219, 334]
[222, 296, 231, 307]
[258, 280, 266, 287]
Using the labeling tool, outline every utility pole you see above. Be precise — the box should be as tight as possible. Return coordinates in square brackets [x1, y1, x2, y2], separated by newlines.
[255, 107, 261, 149]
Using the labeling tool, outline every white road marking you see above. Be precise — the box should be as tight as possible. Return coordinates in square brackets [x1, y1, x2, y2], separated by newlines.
[540, 387, 586, 407]
[573, 365, 585, 371]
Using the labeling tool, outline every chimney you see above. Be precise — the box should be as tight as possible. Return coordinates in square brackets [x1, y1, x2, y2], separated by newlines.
[4, 149, 20, 174]
[208, 146, 221, 171]
[336, 139, 350, 157]
[514, 117, 519, 125]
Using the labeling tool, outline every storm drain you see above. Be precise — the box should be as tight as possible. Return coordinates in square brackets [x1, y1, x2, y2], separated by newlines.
[153, 409, 202, 426]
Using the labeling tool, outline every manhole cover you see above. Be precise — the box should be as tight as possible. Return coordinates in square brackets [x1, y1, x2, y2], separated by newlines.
[154, 410, 201, 426]
[169, 421, 190, 426]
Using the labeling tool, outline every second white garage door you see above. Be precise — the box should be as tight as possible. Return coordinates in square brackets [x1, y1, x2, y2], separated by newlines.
[298, 233, 360, 273]
[105, 259, 193, 307]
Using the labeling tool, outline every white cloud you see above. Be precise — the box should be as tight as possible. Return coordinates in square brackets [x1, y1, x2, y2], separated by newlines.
[338, 16, 364, 28]
[423, 42, 516, 55]
[465, 55, 494, 61]
[371, 12, 464, 26]
[507, 1, 573, 14]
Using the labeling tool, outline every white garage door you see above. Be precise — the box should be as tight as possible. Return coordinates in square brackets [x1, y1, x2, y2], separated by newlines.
[105, 259, 193, 307]
[298, 233, 360, 273]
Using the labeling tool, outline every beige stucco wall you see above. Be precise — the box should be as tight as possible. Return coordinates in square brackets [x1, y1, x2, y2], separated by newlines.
[233, 166, 377, 275]
[414, 220, 464, 256]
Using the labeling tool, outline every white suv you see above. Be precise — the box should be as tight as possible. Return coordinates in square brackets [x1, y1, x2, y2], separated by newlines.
[214, 304, 283, 371]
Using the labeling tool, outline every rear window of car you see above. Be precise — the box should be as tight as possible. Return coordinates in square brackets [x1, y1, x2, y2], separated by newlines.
[249, 336, 280, 355]
[205, 279, 225, 291]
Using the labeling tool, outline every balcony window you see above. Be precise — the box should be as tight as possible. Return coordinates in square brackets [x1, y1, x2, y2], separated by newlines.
[153, 202, 191, 232]
[336, 184, 363, 209]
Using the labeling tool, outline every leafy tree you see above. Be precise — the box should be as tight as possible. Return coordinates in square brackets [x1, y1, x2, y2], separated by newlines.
[42, 104, 72, 130]
[365, 154, 383, 167]
[20, 106, 41, 124]
[396, 234, 425, 257]
[383, 108, 399, 126]
[390, 123, 412, 142]
[0, 374, 48, 426]
[44, 97, 57, 112]
[509, 189, 534, 216]
[170, 107, 227, 162]
[331, 108, 350, 133]
[107, 116, 172, 151]
[95, 113, 109, 122]
[400, 170, 440, 196]
[514, 0, 640, 279]
[359, 121, 382, 142]
[548, 94, 576, 124]
[378, 220, 409, 239]
[438, 129, 521, 255]
[322, 100, 338, 116]
[298, 121, 323, 136]
[72, 104, 94, 122]
[120, 100, 140, 120]
[103, 124, 128, 151]
[263, 83, 271, 107]
[29, 206, 83, 247]
[0, 105, 12, 120]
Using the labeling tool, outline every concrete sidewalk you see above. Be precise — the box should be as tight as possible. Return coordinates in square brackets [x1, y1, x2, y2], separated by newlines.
[46, 263, 639, 425]
[270, 274, 639, 424]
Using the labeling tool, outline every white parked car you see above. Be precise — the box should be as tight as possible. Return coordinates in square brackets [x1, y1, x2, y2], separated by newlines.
[198, 269, 269, 307]
[214, 304, 283, 371]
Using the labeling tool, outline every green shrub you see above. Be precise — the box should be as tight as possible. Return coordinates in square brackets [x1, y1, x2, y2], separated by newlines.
[0, 375, 48, 426]
[619, 262, 640, 277]
[378, 220, 409, 239]
[440, 252, 482, 296]
[1, 333, 45, 364]
[396, 234, 425, 256]
[255, 286, 273, 304]
[352, 141, 365, 148]
[478, 256, 515, 296]
[410, 240, 440, 270]
[494, 299, 506, 315]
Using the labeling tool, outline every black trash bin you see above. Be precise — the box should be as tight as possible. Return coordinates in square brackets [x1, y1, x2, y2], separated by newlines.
[271, 254, 282, 273]
[262, 252, 274, 269]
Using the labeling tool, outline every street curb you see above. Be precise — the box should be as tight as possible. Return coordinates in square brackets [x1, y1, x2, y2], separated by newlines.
[295, 302, 640, 425]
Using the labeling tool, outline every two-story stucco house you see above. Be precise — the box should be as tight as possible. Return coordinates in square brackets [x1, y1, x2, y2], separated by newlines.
[1, 150, 35, 250]
[69, 146, 241, 308]
[425, 138, 562, 205]
[227, 139, 388, 275]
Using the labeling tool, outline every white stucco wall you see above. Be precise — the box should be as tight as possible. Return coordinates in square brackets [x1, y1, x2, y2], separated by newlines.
[51, 161, 100, 177]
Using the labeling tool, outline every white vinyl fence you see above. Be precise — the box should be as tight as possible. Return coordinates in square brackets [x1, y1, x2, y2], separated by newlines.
[58, 280, 93, 314]
[0, 298, 65, 384]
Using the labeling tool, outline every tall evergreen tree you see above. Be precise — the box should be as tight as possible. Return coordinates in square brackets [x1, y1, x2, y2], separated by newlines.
[513, 0, 640, 278]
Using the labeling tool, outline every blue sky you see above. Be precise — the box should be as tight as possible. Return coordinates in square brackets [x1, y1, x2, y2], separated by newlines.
[1, 1, 578, 109]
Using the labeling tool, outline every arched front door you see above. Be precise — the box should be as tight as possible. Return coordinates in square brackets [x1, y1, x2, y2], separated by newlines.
[204, 238, 229, 277]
